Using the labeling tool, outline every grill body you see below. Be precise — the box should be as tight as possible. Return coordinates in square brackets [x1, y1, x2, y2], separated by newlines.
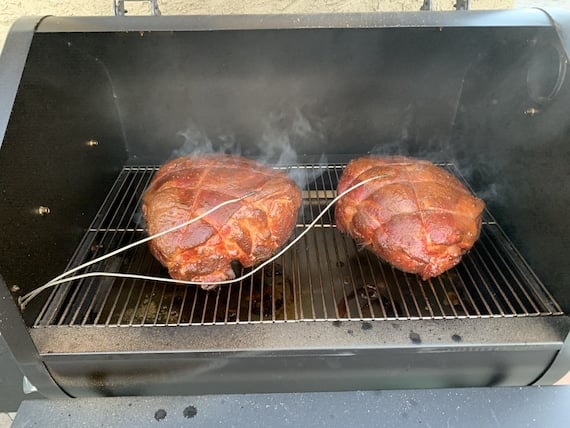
[1, 10, 570, 403]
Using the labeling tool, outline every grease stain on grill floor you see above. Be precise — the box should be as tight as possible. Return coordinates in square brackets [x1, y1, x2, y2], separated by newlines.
[409, 331, 422, 344]
[361, 321, 373, 330]
[452, 334, 463, 342]
[154, 409, 167, 422]
[183, 405, 197, 419]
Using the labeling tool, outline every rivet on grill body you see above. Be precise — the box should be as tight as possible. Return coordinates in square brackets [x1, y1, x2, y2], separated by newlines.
[86, 140, 99, 147]
[37, 206, 51, 216]
[524, 107, 540, 116]
[11, 285, 20, 293]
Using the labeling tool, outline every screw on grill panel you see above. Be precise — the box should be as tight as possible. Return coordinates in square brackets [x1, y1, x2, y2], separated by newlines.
[11, 285, 20, 293]
[37, 206, 51, 216]
[524, 108, 540, 116]
[86, 140, 99, 147]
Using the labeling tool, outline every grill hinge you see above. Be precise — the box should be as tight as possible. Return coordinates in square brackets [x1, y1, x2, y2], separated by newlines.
[113, 0, 161, 16]
[422, 0, 469, 11]
[455, 0, 470, 10]
[420, 1, 432, 11]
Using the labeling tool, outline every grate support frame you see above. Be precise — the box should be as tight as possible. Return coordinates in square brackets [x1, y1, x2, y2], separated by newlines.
[33, 163, 564, 327]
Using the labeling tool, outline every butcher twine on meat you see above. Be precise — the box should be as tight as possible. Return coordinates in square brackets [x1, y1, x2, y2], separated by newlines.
[335, 156, 485, 280]
[142, 154, 301, 289]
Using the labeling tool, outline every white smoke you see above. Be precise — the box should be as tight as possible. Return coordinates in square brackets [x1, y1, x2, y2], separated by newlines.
[173, 120, 238, 158]
[174, 107, 328, 188]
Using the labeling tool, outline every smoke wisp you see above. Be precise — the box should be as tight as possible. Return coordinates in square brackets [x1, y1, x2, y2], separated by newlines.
[174, 107, 328, 188]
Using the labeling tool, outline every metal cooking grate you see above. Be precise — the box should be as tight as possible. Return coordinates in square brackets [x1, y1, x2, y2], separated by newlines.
[33, 163, 563, 327]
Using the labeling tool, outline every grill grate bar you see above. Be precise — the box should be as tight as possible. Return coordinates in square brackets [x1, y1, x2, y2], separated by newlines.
[435, 275, 460, 317]
[302, 175, 318, 319]
[392, 266, 413, 319]
[353, 247, 378, 319]
[416, 276, 435, 318]
[33, 163, 564, 328]
[187, 281, 200, 324]
[363, 251, 388, 319]
[127, 272, 148, 326]
[377, 256, 400, 318]
[455, 252, 493, 316]
[85, 168, 157, 326]
[56, 169, 150, 326]
[426, 277, 448, 318]
[479, 232, 537, 314]
[407, 271, 425, 318]
[471, 237, 523, 315]
[484, 225, 561, 314]
[118, 242, 154, 325]
[312, 173, 329, 319]
[317, 167, 340, 319]
[177, 285, 189, 325]
[462, 244, 507, 316]
[330, 169, 354, 319]
[326, 166, 347, 319]
[223, 283, 233, 324]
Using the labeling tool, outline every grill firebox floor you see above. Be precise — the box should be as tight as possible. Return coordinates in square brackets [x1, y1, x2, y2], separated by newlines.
[34, 163, 563, 327]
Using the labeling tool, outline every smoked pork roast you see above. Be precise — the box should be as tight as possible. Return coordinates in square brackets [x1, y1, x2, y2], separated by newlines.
[142, 154, 301, 288]
[335, 156, 485, 279]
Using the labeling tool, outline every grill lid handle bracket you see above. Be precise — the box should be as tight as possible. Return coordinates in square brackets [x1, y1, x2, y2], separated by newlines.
[455, 0, 470, 10]
[113, 0, 161, 16]
[421, 1, 469, 11]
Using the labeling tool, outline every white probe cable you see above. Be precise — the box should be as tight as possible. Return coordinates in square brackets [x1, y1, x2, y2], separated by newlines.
[18, 192, 255, 309]
[18, 176, 382, 310]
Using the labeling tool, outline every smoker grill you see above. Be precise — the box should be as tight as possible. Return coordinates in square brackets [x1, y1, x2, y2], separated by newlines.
[1, 9, 570, 409]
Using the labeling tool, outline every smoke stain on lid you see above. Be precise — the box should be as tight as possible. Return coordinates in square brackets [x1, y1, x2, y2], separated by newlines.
[409, 331, 422, 344]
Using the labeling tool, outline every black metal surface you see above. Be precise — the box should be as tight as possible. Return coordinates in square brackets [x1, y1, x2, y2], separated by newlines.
[34, 10, 553, 33]
[1, 277, 72, 411]
[30, 316, 568, 396]
[535, 329, 570, 385]
[0, 16, 45, 150]
[0, 334, 40, 412]
[0, 17, 69, 410]
[33, 163, 562, 328]
[543, 9, 570, 61]
[0, 28, 129, 323]
[12, 386, 570, 428]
